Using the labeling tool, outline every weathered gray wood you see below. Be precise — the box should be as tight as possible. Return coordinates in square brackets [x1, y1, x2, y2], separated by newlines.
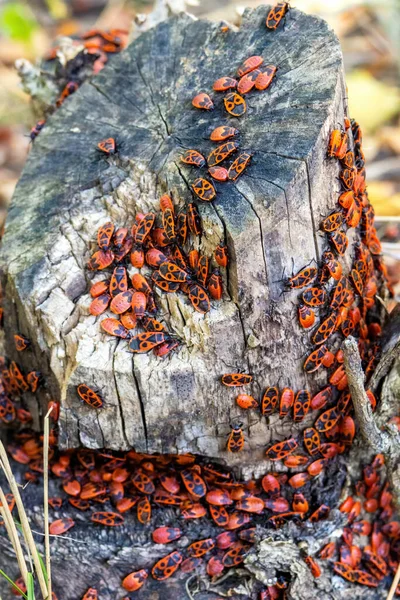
[0, 457, 381, 600]
[1, 5, 348, 470]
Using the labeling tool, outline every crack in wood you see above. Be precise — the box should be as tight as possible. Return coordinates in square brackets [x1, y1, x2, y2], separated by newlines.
[244, 172, 293, 248]
[88, 80, 114, 104]
[134, 58, 171, 138]
[304, 159, 320, 262]
[131, 359, 148, 450]
[112, 339, 130, 449]
[235, 188, 269, 286]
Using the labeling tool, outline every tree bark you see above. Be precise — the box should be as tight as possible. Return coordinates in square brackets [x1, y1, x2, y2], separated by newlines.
[1, 5, 398, 600]
[0, 441, 395, 600]
[2, 6, 348, 472]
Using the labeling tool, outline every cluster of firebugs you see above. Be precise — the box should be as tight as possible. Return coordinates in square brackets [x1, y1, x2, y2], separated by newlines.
[5, 2, 399, 598]
[224, 115, 389, 458]
[3, 391, 400, 599]
[29, 29, 128, 143]
[183, 54, 277, 194]
[84, 193, 227, 357]
[88, 21, 289, 351]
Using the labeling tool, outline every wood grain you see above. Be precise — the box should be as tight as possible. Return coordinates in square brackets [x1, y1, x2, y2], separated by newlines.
[2, 6, 348, 471]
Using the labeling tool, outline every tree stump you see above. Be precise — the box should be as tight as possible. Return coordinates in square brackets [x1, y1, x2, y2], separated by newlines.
[1, 6, 399, 600]
[2, 5, 347, 472]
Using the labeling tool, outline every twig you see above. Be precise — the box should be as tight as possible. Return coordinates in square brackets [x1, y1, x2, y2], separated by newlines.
[387, 561, 400, 600]
[185, 574, 197, 600]
[0, 488, 29, 586]
[0, 442, 49, 599]
[342, 337, 389, 453]
[44, 407, 53, 600]
[29, 529, 90, 544]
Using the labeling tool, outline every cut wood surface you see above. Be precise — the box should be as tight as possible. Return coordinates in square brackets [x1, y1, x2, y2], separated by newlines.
[1, 5, 348, 471]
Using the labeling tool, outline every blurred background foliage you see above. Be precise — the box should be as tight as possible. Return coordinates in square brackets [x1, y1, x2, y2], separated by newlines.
[0, 0, 398, 286]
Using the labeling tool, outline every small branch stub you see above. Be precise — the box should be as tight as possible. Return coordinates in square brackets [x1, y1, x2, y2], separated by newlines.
[343, 336, 388, 453]
[368, 305, 400, 392]
[343, 336, 400, 511]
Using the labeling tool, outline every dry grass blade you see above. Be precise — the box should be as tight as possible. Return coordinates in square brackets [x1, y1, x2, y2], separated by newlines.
[44, 406, 53, 600]
[0, 441, 48, 598]
[387, 561, 400, 600]
[0, 486, 29, 586]
[0, 567, 28, 599]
